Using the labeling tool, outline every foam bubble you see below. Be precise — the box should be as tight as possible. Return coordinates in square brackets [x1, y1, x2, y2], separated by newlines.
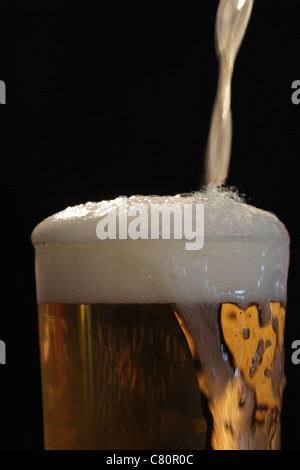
[32, 185, 290, 305]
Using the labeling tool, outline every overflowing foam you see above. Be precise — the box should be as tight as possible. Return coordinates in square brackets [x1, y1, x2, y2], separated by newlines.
[32, 185, 289, 305]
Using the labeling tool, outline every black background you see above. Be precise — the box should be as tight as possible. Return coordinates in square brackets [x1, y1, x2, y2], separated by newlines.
[0, 0, 299, 450]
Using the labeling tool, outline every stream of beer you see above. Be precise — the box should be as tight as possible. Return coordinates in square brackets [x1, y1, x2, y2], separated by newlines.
[205, 0, 254, 186]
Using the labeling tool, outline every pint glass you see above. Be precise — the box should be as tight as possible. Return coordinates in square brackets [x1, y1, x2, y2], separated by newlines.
[32, 188, 290, 450]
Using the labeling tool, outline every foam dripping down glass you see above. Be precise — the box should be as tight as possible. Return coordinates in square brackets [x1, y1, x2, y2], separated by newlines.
[32, 187, 290, 450]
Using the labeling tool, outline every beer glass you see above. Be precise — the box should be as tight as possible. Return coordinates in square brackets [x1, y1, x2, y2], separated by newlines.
[32, 188, 290, 450]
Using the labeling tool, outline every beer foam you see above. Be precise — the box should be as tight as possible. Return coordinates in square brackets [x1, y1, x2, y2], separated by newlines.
[32, 185, 290, 305]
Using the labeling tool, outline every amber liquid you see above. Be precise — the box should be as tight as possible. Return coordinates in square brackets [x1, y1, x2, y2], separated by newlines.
[38, 303, 207, 450]
[38, 301, 286, 450]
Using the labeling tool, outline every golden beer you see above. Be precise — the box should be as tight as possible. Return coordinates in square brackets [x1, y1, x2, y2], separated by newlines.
[37, 302, 207, 450]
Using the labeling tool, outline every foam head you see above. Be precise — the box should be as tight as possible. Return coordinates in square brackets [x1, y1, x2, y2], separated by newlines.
[32, 185, 290, 306]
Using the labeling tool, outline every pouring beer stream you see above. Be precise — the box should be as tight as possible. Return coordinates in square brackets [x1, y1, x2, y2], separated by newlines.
[205, 0, 254, 186]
